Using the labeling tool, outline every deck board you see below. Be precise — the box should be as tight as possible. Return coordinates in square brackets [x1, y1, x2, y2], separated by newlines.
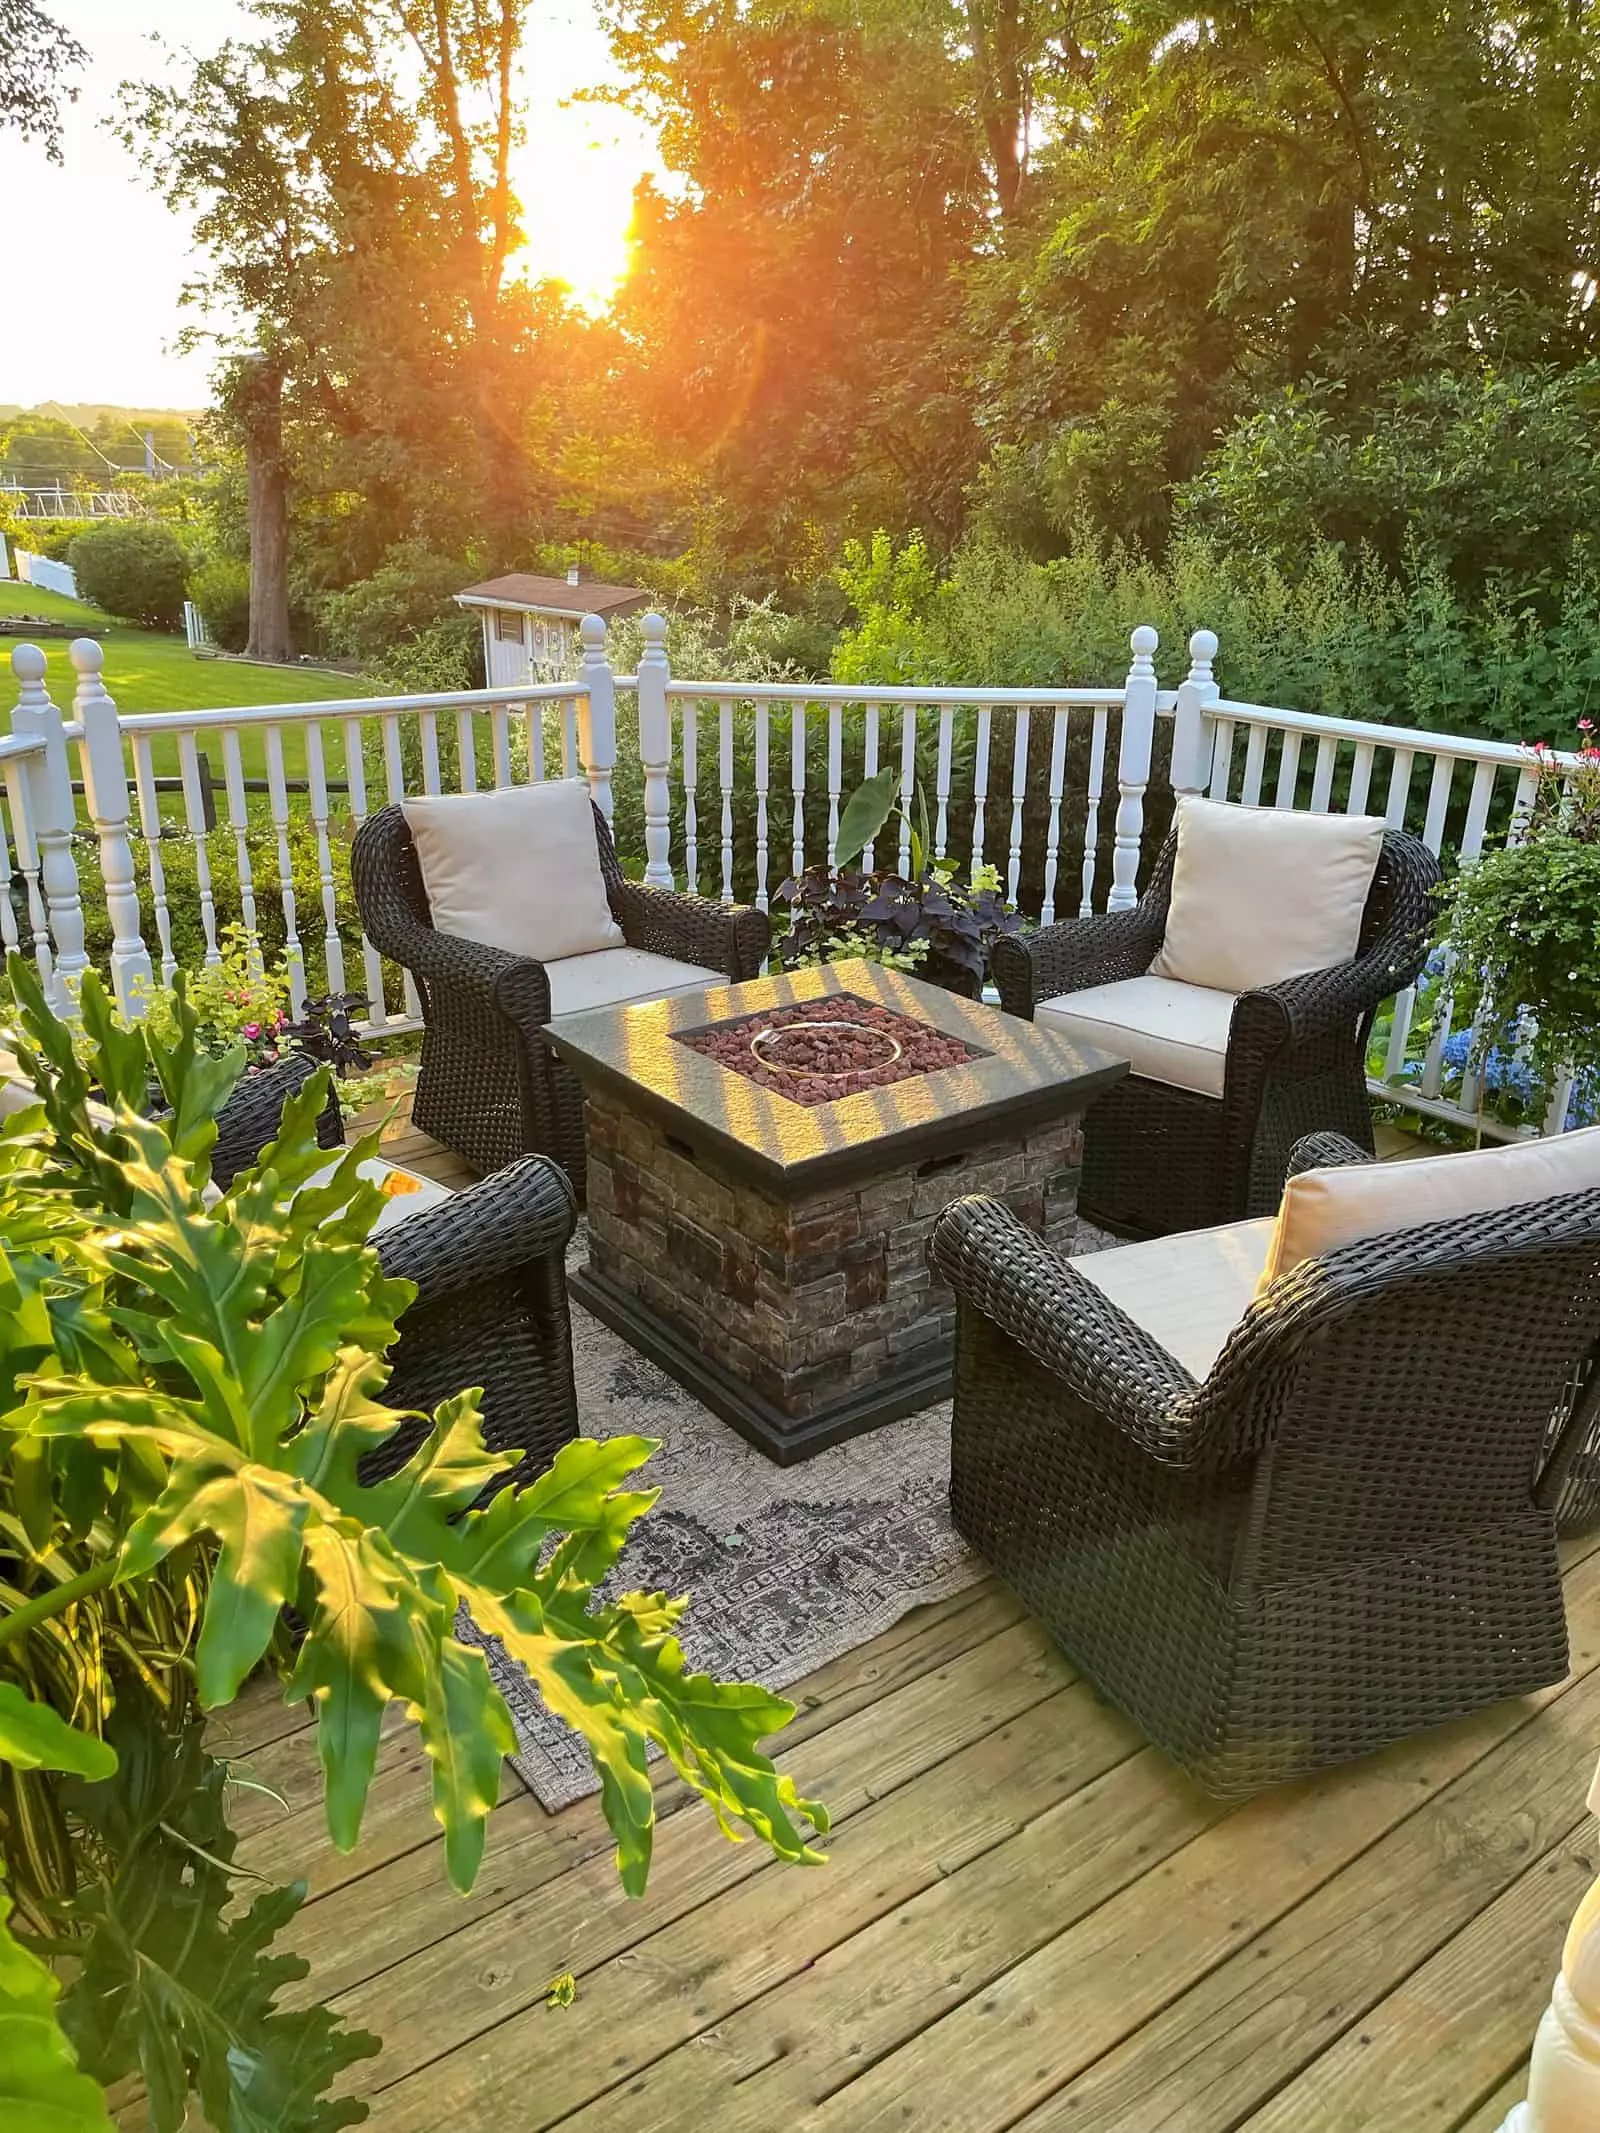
[225, 1110, 1591, 2131]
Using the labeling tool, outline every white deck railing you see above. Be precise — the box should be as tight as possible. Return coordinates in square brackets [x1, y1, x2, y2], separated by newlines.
[3, 612, 1587, 1138]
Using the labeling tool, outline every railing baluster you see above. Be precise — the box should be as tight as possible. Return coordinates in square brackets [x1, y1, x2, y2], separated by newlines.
[455, 706, 477, 793]
[1384, 747, 1415, 829]
[0, 771, 24, 957]
[378, 714, 421, 1022]
[754, 701, 770, 911]
[176, 731, 221, 966]
[1422, 759, 1495, 1100]
[934, 706, 953, 861]
[562, 700, 579, 780]
[9, 644, 84, 1006]
[826, 702, 843, 867]
[1007, 706, 1029, 905]
[219, 729, 258, 945]
[1310, 734, 1337, 811]
[898, 706, 917, 875]
[1273, 731, 1303, 808]
[130, 733, 175, 986]
[1210, 718, 1237, 800]
[342, 715, 387, 1028]
[1347, 741, 1375, 815]
[304, 723, 345, 993]
[970, 706, 990, 872]
[418, 709, 442, 795]
[862, 704, 880, 869]
[1239, 722, 1267, 805]
[718, 700, 735, 904]
[790, 704, 807, 881]
[1041, 706, 1069, 926]
[527, 696, 546, 781]
[1079, 706, 1107, 917]
[263, 724, 306, 1013]
[682, 696, 699, 892]
[70, 637, 151, 1014]
[490, 704, 512, 789]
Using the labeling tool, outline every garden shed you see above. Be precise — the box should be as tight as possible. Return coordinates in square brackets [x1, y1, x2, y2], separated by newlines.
[455, 567, 648, 684]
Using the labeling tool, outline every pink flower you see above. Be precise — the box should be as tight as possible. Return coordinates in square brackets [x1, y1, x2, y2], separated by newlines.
[242, 1022, 261, 1040]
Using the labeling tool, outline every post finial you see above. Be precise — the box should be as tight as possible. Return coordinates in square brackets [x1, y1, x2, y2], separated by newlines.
[10, 643, 47, 687]
[1130, 625, 1159, 666]
[640, 611, 669, 657]
[1188, 628, 1219, 668]
[578, 611, 606, 654]
[69, 636, 105, 676]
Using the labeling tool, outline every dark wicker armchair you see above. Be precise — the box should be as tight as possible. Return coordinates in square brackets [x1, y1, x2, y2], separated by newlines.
[991, 828, 1440, 1236]
[352, 800, 770, 1189]
[930, 1134, 1600, 1795]
[369, 1153, 580, 1488]
[210, 1052, 344, 1190]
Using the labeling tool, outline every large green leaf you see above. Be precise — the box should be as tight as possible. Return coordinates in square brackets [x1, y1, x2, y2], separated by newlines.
[834, 764, 902, 868]
[0, 1890, 115, 2133]
[0, 1683, 116, 1780]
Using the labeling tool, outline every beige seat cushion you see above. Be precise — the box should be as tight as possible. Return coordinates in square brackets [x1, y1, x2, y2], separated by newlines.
[546, 947, 723, 1018]
[1036, 974, 1236, 1099]
[1259, 1121, 1600, 1293]
[1151, 795, 1385, 995]
[1075, 1219, 1276, 1380]
[403, 780, 622, 965]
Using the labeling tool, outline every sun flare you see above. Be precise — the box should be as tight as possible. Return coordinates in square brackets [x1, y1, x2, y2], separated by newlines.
[508, 100, 658, 313]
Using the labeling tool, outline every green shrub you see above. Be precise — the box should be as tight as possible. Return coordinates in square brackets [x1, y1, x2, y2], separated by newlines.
[364, 612, 484, 693]
[185, 556, 251, 652]
[67, 523, 189, 630]
[315, 541, 476, 663]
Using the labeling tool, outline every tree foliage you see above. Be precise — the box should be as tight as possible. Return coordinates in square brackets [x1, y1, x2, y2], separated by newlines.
[0, 0, 85, 158]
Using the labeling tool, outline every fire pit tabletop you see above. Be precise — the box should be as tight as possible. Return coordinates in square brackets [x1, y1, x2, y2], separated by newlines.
[544, 959, 1126, 1193]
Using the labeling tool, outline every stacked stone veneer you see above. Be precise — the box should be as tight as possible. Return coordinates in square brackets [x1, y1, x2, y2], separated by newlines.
[584, 1089, 1083, 1424]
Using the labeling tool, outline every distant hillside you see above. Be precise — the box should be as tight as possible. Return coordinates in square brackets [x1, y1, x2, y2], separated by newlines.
[0, 402, 208, 426]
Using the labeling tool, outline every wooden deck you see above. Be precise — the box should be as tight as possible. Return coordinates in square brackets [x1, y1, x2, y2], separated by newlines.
[216, 1108, 1595, 2132]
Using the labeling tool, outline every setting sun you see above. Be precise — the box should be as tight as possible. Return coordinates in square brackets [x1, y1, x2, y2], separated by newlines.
[508, 95, 660, 313]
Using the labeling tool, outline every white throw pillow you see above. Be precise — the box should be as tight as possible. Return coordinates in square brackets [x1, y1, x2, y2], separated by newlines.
[1258, 1122, 1600, 1294]
[1151, 796, 1385, 995]
[402, 781, 622, 964]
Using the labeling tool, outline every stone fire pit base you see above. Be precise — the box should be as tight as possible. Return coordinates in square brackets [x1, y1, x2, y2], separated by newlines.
[577, 1088, 1083, 1464]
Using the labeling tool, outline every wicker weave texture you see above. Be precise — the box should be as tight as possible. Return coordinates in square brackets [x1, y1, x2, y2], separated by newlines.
[932, 1174, 1600, 1793]
[991, 828, 1440, 1236]
[210, 1053, 344, 1191]
[352, 800, 770, 1188]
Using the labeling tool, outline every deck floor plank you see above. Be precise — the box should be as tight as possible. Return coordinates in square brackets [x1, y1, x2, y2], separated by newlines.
[218, 1117, 1593, 2132]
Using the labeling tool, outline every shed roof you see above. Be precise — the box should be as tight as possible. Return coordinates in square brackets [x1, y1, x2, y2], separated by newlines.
[455, 574, 649, 618]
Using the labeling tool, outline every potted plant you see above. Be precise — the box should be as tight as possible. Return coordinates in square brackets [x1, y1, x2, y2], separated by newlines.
[0, 960, 826, 2131]
[773, 768, 1025, 998]
[1435, 727, 1600, 1125]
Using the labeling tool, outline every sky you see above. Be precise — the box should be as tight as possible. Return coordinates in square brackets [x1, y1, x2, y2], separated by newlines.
[0, 0, 661, 413]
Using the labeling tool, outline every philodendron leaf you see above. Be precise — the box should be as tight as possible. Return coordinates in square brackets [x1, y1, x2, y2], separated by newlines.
[0, 1891, 115, 2133]
[834, 765, 902, 869]
[0, 1683, 117, 1780]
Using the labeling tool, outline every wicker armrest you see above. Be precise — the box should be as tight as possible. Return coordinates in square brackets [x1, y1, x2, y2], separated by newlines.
[402, 922, 555, 1030]
[211, 1053, 343, 1190]
[378, 1154, 577, 1299]
[991, 905, 1164, 1018]
[930, 1196, 1203, 1464]
[610, 878, 771, 980]
[1287, 1132, 1374, 1178]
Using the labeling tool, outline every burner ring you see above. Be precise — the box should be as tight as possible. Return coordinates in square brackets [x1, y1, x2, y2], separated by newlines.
[749, 1018, 904, 1078]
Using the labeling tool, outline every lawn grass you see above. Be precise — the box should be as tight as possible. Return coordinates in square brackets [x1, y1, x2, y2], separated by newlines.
[0, 581, 369, 784]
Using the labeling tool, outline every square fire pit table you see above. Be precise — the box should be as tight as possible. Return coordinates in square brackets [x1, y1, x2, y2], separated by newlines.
[546, 958, 1126, 1463]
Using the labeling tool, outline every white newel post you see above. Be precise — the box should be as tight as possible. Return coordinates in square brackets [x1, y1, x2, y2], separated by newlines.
[71, 638, 152, 1016]
[1499, 1756, 1600, 2132]
[576, 613, 617, 827]
[9, 643, 89, 1013]
[1109, 625, 1159, 911]
[636, 610, 674, 887]
[1170, 627, 1220, 802]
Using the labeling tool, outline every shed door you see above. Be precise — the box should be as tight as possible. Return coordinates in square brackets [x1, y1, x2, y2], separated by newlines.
[487, 609, 531, 687]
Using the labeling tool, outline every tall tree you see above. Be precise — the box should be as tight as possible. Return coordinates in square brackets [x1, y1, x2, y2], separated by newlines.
[0, 0, 85, 158]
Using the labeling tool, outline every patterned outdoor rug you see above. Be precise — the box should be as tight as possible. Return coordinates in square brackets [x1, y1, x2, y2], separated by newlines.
[468, 1221, 1112, 1811]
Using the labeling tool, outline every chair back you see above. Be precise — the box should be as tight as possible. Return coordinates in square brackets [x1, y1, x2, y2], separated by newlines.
[351, 797, 628, 958]
[1187, 1189, 1600, 1587]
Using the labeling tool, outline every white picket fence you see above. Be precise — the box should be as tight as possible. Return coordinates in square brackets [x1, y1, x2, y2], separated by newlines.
[14, 550, 80, 600]
[1, 613, 1589, 1139]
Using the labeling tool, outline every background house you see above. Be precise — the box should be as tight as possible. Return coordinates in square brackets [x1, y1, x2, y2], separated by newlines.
[455, 567, 649, 685]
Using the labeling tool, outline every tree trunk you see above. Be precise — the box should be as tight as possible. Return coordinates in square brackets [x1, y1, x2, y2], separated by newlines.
[241, 363, 291, 664]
